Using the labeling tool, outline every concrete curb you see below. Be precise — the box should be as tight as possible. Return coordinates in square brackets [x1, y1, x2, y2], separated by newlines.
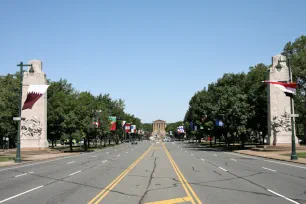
[234, 151, 306, 165]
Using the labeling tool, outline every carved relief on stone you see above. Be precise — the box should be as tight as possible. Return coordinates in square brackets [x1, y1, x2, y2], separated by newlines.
[271, 114, 291, 133]
[21, 116, 42, 138]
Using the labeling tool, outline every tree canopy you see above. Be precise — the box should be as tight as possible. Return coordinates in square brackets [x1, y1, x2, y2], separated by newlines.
[184, 35, 306, 146]
[0, 75, 145, 149]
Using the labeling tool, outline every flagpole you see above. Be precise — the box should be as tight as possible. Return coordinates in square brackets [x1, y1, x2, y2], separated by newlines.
[15, 62, 33, 163]
[276, 55, 298, 160]
[288, 58, 298, 160]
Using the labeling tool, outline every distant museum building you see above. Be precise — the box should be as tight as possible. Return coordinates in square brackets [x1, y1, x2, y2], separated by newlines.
[152, 120, 166, 137]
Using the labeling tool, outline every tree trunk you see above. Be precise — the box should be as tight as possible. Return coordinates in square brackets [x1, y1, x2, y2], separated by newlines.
[84, 138, 87, 151]
[241, 134, 245, 149]
[69, 134, 73, 152]
[51, 140, 54, 148]
[87, 139, 90, 149]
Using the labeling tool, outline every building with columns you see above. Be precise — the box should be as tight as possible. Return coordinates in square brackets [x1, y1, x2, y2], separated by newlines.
[152, 120, 167, 138]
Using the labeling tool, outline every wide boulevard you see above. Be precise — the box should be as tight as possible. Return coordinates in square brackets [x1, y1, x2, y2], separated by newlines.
[0, 141, 305, 204]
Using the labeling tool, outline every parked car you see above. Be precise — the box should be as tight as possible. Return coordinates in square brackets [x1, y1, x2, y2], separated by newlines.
[163, 138, 171, 142]
[131, 140, 138, 145]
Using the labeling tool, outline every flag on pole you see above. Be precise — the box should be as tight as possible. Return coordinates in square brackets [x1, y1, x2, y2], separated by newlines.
[22, 85, 49, 110]
[189, 121, 194, 131]
[177, 126, 184, 133]
[109, 116, 116, 131]
[263, 80, 297, 96]
[122, 121, 126, 129]
[131, 125, 136, 133]
[125, 123, 131, 133]
[92, 120, 100, 128]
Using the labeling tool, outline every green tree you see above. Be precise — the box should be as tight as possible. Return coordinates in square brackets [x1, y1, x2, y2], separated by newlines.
[47, 79, 74, 147]
[0, 73, 19, 147]
[283, 35, 306, 141]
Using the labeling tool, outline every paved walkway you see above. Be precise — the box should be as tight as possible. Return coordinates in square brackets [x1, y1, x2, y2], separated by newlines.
[235, 149, 306, 164]
[0, 149, 78, 167]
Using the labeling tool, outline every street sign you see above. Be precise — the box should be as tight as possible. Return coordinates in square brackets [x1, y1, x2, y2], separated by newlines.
[13, 117, 21, 121]
[289, 114, 299, 118]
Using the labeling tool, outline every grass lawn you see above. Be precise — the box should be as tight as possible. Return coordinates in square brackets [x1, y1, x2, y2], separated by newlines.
[282, 152, 306, 158]
[0, 156, 14, 162]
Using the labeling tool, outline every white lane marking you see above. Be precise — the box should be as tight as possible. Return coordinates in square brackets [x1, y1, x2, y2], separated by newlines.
[132, 149, 134, 151]
[102, 160, 107, 163]
[214, 154, 218, 156]
[91, 155, 97, 158]
[226, 152, 306, 169]
[0, 185, 44, 203]
[15, 173, 27, 178]
[69, 170, 82, 176]
[225, 152, 257, 159]
[218, 167, 228, 172]
[106, 152, 109, 154]
[117, 155, 120, 157]
[125, 152, 128, 154]
[191, 154, 194, 156]
[267, 189, 300, 204]
[0, 144, 120, 172]
[230, 159, 237, 162]
[185, 151, 187, 153]
[28, 172, 34, 174]
[262, 167, 277, 172]
[200, 158, 205, 161]
[264, 160, 306, 169]
[67, 161, 75, 164]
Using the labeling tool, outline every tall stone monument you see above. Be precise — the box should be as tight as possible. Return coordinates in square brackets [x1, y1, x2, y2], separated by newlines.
[267, 54, 298, 145]
[20, 60, 49, 149]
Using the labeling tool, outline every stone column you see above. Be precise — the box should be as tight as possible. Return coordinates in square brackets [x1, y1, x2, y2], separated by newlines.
[268, 54, 298, 145]
[20, 60, 49, 149]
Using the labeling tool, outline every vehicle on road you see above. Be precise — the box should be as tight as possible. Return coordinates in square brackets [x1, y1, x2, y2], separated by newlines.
[131, 140, 138, 145]
[163, 137, 171, 142]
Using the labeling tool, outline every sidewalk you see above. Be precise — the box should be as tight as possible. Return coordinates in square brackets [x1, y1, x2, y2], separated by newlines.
[234, 149, 306, 164]
[0, 149, 79, 167]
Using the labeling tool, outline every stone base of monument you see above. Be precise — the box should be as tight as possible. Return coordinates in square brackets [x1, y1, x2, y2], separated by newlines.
[21, 138, 49, 150]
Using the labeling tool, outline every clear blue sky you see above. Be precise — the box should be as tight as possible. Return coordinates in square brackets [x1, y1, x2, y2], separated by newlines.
[1, 0, 305, 123]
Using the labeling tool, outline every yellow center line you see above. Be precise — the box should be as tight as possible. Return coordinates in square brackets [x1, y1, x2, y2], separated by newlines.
[88, 144, 153, 204]
[162, 144, 195, 204]
[163, 143, 202, 204]
[145, 196, 191, 204]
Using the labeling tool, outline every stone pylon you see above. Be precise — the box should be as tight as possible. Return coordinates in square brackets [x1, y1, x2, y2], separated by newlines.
[267, 54, 298, 145]
[20, 60, 49, 149]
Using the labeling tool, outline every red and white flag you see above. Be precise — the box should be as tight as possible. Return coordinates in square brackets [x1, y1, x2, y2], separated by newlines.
[22, 85, 49, 110]
[263, 80, 297, 96]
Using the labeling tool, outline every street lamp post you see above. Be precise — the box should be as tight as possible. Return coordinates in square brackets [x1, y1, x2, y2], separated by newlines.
[15, 62, 34, 163]
[275, 56, 298, 160]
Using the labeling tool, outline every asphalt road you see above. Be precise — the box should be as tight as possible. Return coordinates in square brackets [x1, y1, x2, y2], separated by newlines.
[0, 141, 305, 204]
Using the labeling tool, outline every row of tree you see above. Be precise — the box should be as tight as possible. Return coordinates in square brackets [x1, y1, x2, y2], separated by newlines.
[183, 35, 306, 147]
[0, 75, 145, 151]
